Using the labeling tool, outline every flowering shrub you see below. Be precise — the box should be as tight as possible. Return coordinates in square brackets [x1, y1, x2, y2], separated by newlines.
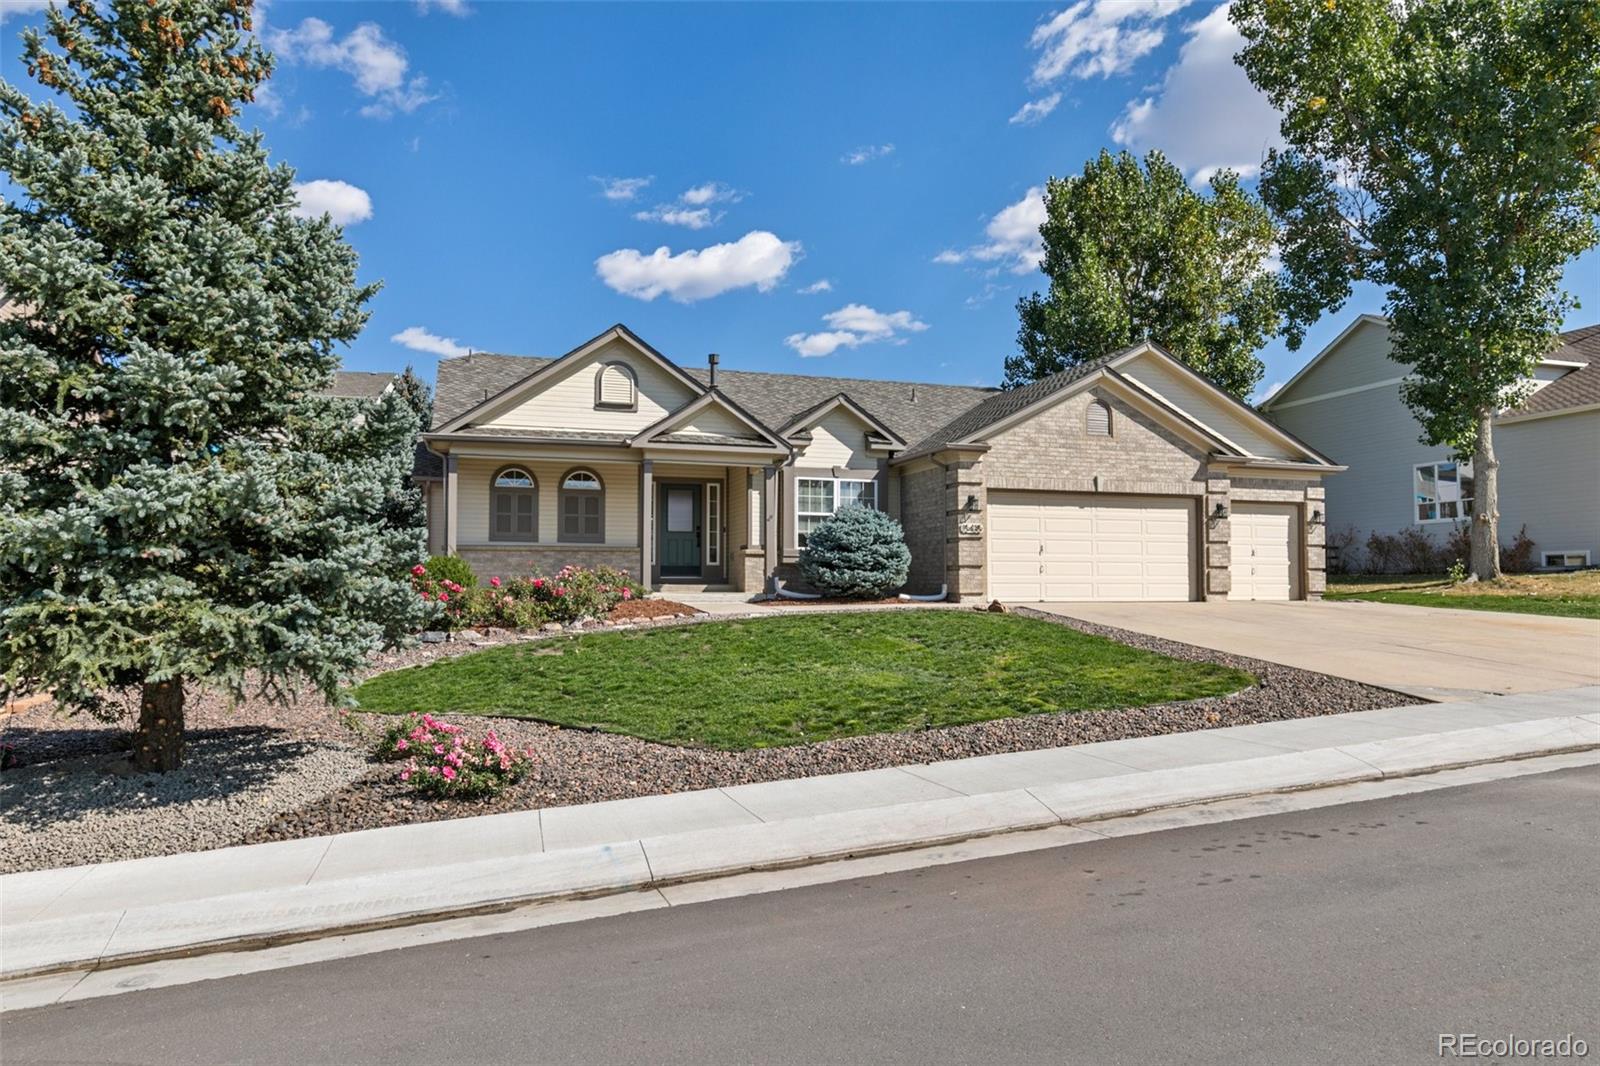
[393, 713, 535, 799]
[409, 563, 647, 631]
[374, 712, 426, 760]
[422, 554, 477, 589]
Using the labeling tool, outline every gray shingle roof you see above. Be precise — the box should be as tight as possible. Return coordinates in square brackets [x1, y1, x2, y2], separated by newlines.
[326, 371, 396, 400]
[1511, 325, 1600, 417]
[430, 351, 996, 447]
[655, 431, 773, 446]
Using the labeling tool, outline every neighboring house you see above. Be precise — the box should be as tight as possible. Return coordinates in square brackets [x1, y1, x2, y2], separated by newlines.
[414, 324, 1340, 602]
[327, 370, 399, 401]
[1261, 316, 1600, 571]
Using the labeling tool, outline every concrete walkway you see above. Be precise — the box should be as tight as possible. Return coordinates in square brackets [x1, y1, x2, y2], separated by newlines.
[1036, 600, 1600, 701]
[4, 687, 1596, 982]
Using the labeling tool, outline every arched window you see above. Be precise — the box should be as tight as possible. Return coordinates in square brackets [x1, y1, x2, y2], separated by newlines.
[594, 362, 638, 410]
[490, 467, 537, 542]
[559, 469, 604, 543]
[1086, 399, 1112, 437]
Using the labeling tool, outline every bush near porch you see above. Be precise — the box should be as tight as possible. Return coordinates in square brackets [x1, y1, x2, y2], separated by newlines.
[351, 611, 1254, 750]
[412, 561, 648, 631]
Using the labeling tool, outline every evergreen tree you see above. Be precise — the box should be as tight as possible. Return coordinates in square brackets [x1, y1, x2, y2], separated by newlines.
[0, 0, 429, 770]
[1008, 150, 1282, 399]
[394, 365, 434, 431]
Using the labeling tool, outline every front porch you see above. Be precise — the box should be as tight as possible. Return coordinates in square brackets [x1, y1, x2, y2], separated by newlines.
[434, 448, 781, 593]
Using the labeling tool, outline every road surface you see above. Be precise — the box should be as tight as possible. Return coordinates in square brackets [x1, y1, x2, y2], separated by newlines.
[6, 766, 1596, 1065]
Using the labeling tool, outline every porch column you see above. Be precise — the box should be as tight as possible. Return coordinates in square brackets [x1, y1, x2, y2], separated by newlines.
[639, 459, 654, 585]
[762, 464, 779, 586]
[444, 453, 459, 555]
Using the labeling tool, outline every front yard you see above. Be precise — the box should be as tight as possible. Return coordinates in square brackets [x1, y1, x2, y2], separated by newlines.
[1325, 571, 1600, 619]
[350, 612, 1255, 749]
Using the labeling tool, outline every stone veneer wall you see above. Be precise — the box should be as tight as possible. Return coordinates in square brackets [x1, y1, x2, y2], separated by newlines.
[456, 545, 643, 583]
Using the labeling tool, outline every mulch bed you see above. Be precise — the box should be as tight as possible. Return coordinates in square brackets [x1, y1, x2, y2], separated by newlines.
[3, 605, 1417, 871]
[607, 598, 702, 622]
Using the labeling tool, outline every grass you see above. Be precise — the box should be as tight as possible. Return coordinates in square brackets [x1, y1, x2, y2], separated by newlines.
[351, 612, 1255, 750]
[1324, 570, 1600, 619]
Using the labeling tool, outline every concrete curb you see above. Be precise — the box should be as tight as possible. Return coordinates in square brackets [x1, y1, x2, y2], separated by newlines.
[4, 714, 1595, 984]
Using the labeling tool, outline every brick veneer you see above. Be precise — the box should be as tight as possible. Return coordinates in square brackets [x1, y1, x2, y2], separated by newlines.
[457, 545, 642, 582]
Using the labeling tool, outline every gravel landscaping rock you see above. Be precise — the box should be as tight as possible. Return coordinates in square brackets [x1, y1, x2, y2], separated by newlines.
[1, 606, 1416, 873]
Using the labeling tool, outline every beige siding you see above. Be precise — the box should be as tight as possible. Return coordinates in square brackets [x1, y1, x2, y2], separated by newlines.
[673, 405, 757, 439]
[1497, 411, 1600, 562]
[726, 466, 751, 550]
[424, 481, 445, 555]
[1117, 352, 1297, 459]
[455, 456, 640, 547]
[477, 339, 696, 433]
[797, 408, 875, 467]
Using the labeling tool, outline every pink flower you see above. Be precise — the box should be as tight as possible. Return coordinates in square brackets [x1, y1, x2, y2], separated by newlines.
[532, 578, 544, 588]
[420, 591, 432, 602]
[441, 766, 457, 781]
[433, 744, 445, 755]
[554, 587, 566, 597]
[438, 592, 449, 603]
[412, 564, 426, 576]
[621, 588, 632, 600]
[395, 738, 409, 751]
[490, 576, 502, 588]
[400, 768, 412, 781]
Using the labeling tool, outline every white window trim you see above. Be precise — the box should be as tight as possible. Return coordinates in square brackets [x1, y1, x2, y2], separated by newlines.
[1541, 550, 1591, 568]
[796, 476, 877, 548]
[1411, 459, 1474, 525]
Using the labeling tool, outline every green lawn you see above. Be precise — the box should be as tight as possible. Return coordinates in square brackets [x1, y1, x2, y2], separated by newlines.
[351, 612, 1254, 750]
[1324, 571, 1600, 620]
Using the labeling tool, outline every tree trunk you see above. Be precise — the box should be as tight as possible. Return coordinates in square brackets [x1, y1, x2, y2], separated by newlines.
[1470, 409, 1502, 582]
[133, 678, 185, 771]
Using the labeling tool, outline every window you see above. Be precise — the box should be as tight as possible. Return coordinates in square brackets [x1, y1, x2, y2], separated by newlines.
[796, 476, 877, 546]
[1413, 460, 1474, 522]
[1542, 551, 1590, 569]
[559, 469, 604, 543]
[594, 362, 637, 410]
[490, 467, 537, 542]
[705, 482, 721, 566]
[1086, 399, 1112, 436]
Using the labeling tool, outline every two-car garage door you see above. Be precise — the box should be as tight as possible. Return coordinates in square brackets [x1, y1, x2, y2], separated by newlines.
[988, 492, 1195, 602]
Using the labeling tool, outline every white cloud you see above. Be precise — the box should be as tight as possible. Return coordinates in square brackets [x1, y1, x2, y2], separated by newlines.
[290, 180, 373, 225]
[1109, 3, 1283, 181]
[0, 0, 53, 23]
[592, 175, 653, 202]
[633, 206, 717, 229]
[798, 280, 834, 295]
[1255, 380, 1284, 404]
[934, 187, 1047, 275]
[595, 231, 801, 303]
[392, 326, 470, 359]
[785, 303, 928, 358]
[268, 18, 437, 118]
[1009, 93, 1062, 126]
[680, 182, 742, 206]
[841, 143, 895, 166]
[1029, 0, 1196, 83]
[415, 0, 470, 14]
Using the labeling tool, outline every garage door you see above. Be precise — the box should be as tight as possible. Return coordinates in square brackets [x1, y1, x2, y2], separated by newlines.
[988, 492, 1195, 602]
[1230, 502, 1300, 601]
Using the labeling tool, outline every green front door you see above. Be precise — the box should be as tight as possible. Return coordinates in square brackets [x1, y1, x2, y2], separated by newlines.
[659, 484, 702, 577]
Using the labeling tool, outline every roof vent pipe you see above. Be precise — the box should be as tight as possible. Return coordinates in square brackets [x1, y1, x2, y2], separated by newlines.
[708, 352, 720, 387]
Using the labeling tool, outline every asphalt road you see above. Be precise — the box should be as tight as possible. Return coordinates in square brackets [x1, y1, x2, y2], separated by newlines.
[7, 767, 1596, 1066]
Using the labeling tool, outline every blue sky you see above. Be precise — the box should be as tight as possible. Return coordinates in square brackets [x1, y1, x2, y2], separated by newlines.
[4, 0, 1596, 400]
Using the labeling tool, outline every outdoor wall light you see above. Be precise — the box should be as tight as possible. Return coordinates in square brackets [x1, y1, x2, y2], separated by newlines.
[1312, 507, 1324, 524]
[1212, 502, 1229, 519]
[965, 494, 979, 511]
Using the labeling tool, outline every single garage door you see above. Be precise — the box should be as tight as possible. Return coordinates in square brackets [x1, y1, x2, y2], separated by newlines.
[988, 492, 1195, 602]
[1230, 502, 1300, 601]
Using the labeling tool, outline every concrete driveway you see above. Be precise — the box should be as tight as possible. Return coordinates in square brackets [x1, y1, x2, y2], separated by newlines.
[1034, 599, 1600, 701]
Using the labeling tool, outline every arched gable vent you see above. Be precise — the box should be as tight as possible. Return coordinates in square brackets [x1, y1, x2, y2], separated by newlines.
[1086, 399, 1112, 437]
[595, 362, 638, 410]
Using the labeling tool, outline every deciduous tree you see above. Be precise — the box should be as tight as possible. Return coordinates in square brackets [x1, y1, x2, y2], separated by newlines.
[1233, 0, 1600, 579]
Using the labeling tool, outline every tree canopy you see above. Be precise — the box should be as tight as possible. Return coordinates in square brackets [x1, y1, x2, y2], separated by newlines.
[0, 0, 429, 768]
[1007, 149, 1282, 399]
[1234, 0, 1600, 578]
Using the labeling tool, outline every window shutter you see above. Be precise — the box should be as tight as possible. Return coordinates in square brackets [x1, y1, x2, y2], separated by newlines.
[1087, 400, 1111, 436]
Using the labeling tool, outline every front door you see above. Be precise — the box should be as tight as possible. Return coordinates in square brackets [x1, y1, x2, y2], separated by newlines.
[658, 484, 702, 577]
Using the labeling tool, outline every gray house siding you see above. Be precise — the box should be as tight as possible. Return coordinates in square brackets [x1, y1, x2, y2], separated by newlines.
[1497, 412, 1600, 564]
[1276, 318, 1400, 398]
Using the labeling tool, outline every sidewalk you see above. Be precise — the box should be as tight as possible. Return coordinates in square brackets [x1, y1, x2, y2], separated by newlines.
[4, 687, 1597, 982]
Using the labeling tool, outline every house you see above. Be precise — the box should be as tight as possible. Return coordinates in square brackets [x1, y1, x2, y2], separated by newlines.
[327, 370, 399, 401]
[1261, 316, 1600, 570]
[413, 324, 1342, 602]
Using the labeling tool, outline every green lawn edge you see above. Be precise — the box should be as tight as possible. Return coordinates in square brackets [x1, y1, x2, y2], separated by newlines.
[1323, 589, 1600, 619]
[351, 611, 1255, 751]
